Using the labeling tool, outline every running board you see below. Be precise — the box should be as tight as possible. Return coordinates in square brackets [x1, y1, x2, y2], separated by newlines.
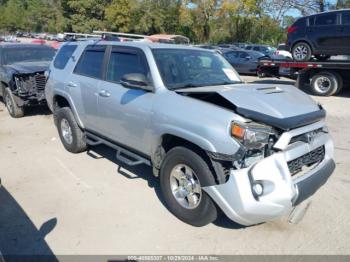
[85, 131, 151, 166]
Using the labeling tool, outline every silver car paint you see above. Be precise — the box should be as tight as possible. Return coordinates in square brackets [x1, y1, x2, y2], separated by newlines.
[46, 40, 335, 226]
[203, 120, 334, 226]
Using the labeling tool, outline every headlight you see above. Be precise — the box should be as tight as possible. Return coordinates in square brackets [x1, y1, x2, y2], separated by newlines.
[231, 121, 273, 149]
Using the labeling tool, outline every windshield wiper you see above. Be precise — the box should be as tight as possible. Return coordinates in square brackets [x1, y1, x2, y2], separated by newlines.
[206, 81, 242, 86]
[171, 83, 202, 90]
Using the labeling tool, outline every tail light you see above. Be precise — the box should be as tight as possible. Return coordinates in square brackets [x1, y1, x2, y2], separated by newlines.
[287, 26, 297, 33]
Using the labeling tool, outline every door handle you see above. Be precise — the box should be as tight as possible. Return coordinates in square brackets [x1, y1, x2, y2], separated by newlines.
[98, 90, 111, 97]
[67, 82, 77, 88]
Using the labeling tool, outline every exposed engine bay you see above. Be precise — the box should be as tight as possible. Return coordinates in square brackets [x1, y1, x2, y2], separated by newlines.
[12, 72, 47, 105]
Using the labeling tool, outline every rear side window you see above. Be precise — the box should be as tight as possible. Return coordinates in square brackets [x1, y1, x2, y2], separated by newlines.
[53, 45, 77, 69]
[246, 46, 252, 50]
[315, 13, 337, 26]
[106, 49, 148, 83]
[74, 45, 106, 79]
[342, 12, 350, 25]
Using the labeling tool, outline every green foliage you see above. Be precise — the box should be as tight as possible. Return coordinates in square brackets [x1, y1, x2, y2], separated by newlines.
[0, 0, 334, 45]
[105, 0, 132, 32]
[336, 0, 350, 8]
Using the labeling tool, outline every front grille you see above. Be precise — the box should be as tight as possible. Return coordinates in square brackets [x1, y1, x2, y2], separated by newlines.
[288, 146, 325, 175]
[289, 128, 323, 145]
[34, 74, 46, 90]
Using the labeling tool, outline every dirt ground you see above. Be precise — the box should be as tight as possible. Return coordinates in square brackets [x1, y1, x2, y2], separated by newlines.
[0, 76, 350, 256]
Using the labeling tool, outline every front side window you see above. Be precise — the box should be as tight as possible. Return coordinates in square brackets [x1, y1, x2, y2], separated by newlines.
[3, 47, 55, 65]
[74, 45, 106, 79]
[106, 49, 149, 83]
[224, 51, 238, 61]
[315, 13, 337, 26]
[153, 49, 242, 90]
[54, 44, 77, 69]
[342, 12, 350, 25]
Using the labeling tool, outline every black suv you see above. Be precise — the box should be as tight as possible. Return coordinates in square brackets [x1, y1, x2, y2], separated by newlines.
[287, 10, 350, 61]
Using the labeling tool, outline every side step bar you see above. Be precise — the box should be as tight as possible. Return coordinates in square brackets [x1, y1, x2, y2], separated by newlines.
[85, 131, 151, 166]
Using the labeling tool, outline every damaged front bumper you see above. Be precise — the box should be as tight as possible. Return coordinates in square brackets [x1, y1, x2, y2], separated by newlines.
[11, 72, 47, 106]
[203, 120, 335, 226]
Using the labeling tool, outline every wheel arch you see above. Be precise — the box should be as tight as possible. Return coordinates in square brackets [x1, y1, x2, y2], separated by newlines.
[153, 133, 228, 185]
[52, 93, 85, 129]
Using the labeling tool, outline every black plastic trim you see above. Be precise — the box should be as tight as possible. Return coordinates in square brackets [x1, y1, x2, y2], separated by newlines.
[294, 159, 335, 206]
[236, 108, 326, 131]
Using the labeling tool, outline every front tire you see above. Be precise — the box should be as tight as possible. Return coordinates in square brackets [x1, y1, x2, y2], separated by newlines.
[55, 107, 87, 153]
[160, 147, 218, 227]
[292, 42, 312, 61]
[4, 88, 24, 118]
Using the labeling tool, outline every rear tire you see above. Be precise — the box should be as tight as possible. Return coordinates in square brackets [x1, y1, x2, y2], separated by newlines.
[160, 147, 218, 227]
[292, 42, 312, 62]
[4, 88, 24, 118]
[310, 71, 340, 96]
[55, 107, 87, 153]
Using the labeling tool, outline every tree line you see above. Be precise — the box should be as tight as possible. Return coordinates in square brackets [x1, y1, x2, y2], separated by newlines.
[0, 0, 350, 45]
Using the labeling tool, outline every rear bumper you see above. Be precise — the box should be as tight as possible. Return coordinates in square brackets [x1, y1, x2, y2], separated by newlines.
[203, 121, 335, 226]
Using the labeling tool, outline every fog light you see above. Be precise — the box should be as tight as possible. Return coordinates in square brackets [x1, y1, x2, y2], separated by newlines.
[252, 183, 264, 196]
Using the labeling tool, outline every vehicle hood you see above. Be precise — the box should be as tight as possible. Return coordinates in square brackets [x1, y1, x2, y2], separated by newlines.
[176, 84, 325, 130]
[4, 61, 50, 74]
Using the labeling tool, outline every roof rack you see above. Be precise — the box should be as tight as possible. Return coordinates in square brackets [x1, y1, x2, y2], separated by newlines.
[93, 31, 151, 42]
[62, 32, 100, 42]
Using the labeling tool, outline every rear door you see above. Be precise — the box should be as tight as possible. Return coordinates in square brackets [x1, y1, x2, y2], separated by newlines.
[310, 12, 340, 52]
[340, 11, 350, 52]
[96, 46, 154, 155]
[68, 45, 107, 131]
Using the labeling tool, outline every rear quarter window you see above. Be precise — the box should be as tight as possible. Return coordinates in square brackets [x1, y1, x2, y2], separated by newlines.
[53, 45, 77, 70]
[293, 17, 307, 27]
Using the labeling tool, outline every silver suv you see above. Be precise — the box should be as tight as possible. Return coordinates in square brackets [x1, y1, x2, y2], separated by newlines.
[45, 40, 335, 227]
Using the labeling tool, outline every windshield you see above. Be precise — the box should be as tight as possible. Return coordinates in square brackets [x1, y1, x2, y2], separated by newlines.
[153, 49, 242, 90]
[3, 47, 55, 65]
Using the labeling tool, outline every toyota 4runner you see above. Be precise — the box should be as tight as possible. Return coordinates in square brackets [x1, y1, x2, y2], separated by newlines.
[45, 40, 335, 227]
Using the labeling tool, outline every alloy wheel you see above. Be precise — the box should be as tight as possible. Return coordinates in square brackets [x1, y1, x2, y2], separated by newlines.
[60, 118, 73, 145]
[169, 164, 202, 209]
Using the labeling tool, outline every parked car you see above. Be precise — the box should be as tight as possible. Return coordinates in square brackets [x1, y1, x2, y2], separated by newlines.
[287, 10, 350, 61]
[245, 44, 276, 56]
[275, 44, 292, 59]
[222, 49, 266, 75]
[0, 44, 55, 117]
[233, 42, 248, 49]
[46, 41, 335, 227]
[215, 44, 241, 50]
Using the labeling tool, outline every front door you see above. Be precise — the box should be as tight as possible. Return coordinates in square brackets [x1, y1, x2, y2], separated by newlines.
[339, 11, 350, 53]
[96, 46, 154, 155]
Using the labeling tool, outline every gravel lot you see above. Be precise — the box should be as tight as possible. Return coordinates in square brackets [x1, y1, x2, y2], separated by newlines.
[0, 76, 350, 256]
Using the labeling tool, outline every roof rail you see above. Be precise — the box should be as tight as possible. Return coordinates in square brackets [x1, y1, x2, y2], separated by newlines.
[93, 31, 152, 42]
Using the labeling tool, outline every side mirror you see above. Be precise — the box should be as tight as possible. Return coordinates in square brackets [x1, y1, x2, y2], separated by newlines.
[120, 73, 153, 91]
